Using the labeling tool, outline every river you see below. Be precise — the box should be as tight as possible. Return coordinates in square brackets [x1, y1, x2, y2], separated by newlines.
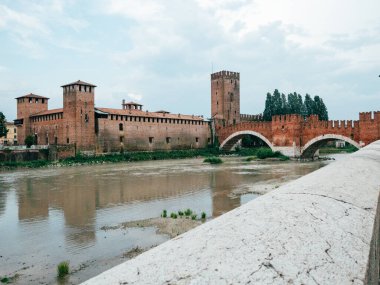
[0, 155, 343, 284]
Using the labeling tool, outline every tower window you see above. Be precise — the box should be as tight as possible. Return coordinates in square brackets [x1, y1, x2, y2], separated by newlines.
[119, 123, 123, 131]
[85, 114, 89, 122]
[195, 137, 199, 143]
[166, 137, 171, 144]
[149, 137, 154, 143]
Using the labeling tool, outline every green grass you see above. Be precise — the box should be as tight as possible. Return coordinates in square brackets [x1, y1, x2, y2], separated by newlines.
[57, 261, 69, 278]
[203, 157, 223, 164]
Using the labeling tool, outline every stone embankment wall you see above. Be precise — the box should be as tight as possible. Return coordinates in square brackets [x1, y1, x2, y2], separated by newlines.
[0, 145, 75, 162]
[83, 140, 380, 285]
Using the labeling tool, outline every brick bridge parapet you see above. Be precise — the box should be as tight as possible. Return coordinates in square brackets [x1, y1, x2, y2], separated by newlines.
[217, 112, 380, 158]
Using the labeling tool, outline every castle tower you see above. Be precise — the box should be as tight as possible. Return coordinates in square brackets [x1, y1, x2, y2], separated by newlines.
[15, 93, 49, 145]
[211, 70, 240, 128]
[61, 80, 96, 151]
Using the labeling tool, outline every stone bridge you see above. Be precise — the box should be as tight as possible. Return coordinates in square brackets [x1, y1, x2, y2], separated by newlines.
[217, 111, 380, 158]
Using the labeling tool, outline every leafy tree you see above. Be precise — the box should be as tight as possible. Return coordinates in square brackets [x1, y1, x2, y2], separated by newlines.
[0, 112, 8, 138]
[272, 89, 282, 115]
[304, 94, 314, 117]
[281, 93, 289, 115]
[25, 135, 35, 148]
[261, 90, 328, 121]
[263, 93, 273, 121]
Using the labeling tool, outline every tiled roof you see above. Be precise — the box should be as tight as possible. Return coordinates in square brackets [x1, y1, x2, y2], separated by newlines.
[29, 108, 63, 117]
[61, 80, 97, 87]
[15, 93, 49, 99]
[96, 107, 205, 121]
[123, 101, 143, 106]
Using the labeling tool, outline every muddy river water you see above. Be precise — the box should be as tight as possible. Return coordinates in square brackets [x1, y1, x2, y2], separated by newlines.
[0, 155, 342, 284]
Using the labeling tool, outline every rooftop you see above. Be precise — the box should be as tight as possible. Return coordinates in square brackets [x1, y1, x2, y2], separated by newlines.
[61, 80, 97, 88]
[15, 93, 49, 100]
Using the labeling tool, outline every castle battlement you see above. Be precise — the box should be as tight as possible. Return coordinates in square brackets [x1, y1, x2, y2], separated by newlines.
[211, 70, 240, 80]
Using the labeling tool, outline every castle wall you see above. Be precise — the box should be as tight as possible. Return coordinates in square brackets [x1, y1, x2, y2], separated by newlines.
[96, 114, 210, 152]
[29, 112, 65, 145]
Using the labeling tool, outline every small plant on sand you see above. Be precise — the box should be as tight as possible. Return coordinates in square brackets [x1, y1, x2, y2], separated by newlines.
[201, 212, 206, 219]
[191, 214, 197, 220]
[244, 156, 256, 161]
[170, 212, 178, 219]
[184, 208, 193, 217]
[178, 210, 184, 217]
[57, 261, 69, 278]
[203, 157, 223, 164]
[161, 209, 167, 218]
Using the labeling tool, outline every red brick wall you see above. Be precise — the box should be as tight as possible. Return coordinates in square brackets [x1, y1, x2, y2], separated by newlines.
[96, 116, 210, 152]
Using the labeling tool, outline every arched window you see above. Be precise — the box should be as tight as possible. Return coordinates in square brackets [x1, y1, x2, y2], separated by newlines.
[119, 123, 123, 131]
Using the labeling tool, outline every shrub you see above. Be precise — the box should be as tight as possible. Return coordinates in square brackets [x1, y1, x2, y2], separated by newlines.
[178, 210, 184, 217]
[57, 261, 69, 278]
[161, 209, 167, 218]
[203, 157, 223, 164]
[184, 208, 192, 216]
[191, 214, 197, 220]
[201, 212, 206, 219]
[170, 212, 177, 219]
[25, 135, 35, 148]
[244, 156, 255, 161]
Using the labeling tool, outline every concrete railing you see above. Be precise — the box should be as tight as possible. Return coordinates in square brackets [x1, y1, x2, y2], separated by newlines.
[83, 141, 380, 285]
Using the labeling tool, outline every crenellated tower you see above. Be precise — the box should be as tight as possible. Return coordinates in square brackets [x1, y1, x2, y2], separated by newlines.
[15, 93, 49, 145]
[211, 70, 240, 128]
[61, 80, 96, 151]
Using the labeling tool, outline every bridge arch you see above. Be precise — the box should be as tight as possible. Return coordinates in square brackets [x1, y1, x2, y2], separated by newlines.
[219, 130, 274, 151]
[301, 134, 360, 159]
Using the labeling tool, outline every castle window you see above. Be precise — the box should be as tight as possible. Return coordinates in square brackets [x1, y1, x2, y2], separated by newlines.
[119, 123, 123, 131]
[55, 137, 58, 144]
[116, 115, 119, 120]
[85, 114, 89, 123]
[149, 137, 154, 144]
[29, 98, 32, 103]
[208, 138, 211, 143]
[89, 87, 92, 92]
[79, 85, 82, 91]
[143, 118, 146, 122]
[45, 136, 48, 144]
[110, 115, 113, 120]
[120, 136, 124, 142]
[67, 138, 69, 144]
[195, 137, 199, 143]
[148, 118, 150, 122]
[166, 137, 171, 144]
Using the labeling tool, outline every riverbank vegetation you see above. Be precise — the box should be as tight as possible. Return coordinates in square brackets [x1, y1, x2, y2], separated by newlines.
[203, 156, 223, 164]
[319, 144, 358, 154]
[0, 147, 287, 170]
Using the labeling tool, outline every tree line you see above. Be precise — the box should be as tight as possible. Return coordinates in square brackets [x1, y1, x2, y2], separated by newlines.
[0, 112, 7, 138]
[262, 89, 328, 121]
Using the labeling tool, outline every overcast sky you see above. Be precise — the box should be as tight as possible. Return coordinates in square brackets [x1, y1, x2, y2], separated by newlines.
[1, 0, 379, 121]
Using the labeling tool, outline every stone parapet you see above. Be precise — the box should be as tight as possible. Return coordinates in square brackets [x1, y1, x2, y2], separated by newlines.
[82, 140, 380, 285]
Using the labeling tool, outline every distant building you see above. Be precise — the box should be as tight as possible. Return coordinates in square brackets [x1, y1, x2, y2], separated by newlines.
[0, 122, 17, 146]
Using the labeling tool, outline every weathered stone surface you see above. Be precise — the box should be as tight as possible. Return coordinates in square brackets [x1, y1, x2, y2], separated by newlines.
[82, 141, 380, 285]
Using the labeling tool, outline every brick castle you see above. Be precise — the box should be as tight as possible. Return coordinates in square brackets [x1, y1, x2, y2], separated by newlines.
[14, 71, 380, 158]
